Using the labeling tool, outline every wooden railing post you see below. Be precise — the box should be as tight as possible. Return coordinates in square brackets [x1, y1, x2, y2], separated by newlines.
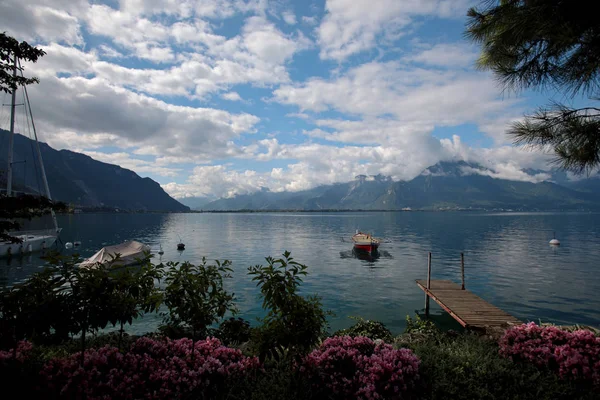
[425, 252, 432, 316]
[461, 252, 465, 290]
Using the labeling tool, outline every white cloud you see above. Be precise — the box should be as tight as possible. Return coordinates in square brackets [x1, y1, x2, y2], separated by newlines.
[25, 73, 260, 163]
[0, 0, 84, 45]
[273, 62, 517, 129]
[282, 11, 297, 25]
[81, 151, 181, 177]
[407, 43, 478, 68]
[302, 15, 318, 25]
[318, 0, 473, 60]
[221, 91, 243, 101]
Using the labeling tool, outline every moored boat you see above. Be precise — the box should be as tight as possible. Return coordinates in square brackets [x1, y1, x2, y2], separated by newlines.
[351, 231, 380, 253]
[80, 240, 151, 268]
[1, 55, 61, 258]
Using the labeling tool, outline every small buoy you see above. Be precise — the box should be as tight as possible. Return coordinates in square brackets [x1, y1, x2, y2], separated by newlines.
[27, 244, 33, 253]
[74, 241, 81, 247]
[65, 242, 73, 249]
[158, 244, 164, 255]
[549, 232, 560, 246]
[177, 243, 185, 250]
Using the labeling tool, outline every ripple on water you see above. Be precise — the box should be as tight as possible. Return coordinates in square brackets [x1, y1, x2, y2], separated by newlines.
[1, 212, 600, 333]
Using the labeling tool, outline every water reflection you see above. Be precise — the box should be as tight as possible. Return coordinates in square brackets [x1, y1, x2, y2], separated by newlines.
[1, 211, 599, 334]
[339, 248, 394, 264]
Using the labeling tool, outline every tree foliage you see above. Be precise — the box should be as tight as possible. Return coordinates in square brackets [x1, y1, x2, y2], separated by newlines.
[466, 0, 600, 173]
[161, 258, 237, 359]
[248, 251, 330, 358]
[0, 32, 45, 94]
[0, 194, 67, 244]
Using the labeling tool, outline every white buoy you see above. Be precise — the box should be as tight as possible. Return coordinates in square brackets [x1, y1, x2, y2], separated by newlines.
[549, 232, 560, 246]
[65, 242, 73, 249]
[158, 244, 164, 255]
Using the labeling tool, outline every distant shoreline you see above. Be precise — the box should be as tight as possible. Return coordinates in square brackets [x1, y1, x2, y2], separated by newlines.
[56, 208, 599, 215]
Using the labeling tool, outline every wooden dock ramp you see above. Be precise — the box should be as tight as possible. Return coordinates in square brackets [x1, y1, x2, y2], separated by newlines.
[416, 279, 521, 329]
[417, 253, 521, 330]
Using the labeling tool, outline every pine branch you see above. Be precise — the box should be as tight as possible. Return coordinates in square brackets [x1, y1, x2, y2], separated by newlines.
[510, 104, 600, 173]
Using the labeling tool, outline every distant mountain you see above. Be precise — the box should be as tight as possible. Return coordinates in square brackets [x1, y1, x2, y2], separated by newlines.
[0, 130, 189, 212]
[178, 196, 215, 210]
[201, 161, 600, 211]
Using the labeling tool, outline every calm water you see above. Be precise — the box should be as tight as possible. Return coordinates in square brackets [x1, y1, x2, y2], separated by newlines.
[2, 212, 600, 334]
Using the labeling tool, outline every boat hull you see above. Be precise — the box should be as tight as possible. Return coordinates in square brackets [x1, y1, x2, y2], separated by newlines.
[353, 243, 380, 252]
[0, 230, 58, 258]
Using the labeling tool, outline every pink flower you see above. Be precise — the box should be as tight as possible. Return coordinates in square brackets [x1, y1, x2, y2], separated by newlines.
[301, 336, 420, 399]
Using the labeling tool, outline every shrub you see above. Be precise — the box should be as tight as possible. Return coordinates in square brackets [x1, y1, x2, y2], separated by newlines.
[301, 335, 420, 399]
[248, 252, 330, 358]
[216, 317, 252, 346]
[410, 330, 595, 400]
[499, 322, 600, 386]
[162, 258, 237, 360]
[334, 317, 393, 342]
[41, 336, 260, 399]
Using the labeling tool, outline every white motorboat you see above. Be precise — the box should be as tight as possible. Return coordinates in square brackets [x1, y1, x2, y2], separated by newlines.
[80, 241, 151, 268]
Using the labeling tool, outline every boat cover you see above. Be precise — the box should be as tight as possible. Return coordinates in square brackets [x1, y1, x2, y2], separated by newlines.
[80, 240, 150, 268]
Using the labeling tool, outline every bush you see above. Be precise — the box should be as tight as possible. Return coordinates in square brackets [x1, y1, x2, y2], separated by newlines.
[41, 336, 260, 399]
[499, 322, 600, 386]
[248, 252, 330, 358]
[334, 317, 393, 342]
[409, 331, 595, 400]
[161, 258, 237, 361]
[301, 335, 420, 400]
[216, 317, 252, 346]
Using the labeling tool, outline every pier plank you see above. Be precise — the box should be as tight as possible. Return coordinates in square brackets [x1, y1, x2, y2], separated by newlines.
[416, 279, 521, 329]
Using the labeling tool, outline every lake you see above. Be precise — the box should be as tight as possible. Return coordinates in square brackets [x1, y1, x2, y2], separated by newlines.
[2, 211, 600, 334]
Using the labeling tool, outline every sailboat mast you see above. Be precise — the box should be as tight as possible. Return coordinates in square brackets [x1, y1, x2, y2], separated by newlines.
[19, 60, 60, 233]
[6, 54, 17, 197]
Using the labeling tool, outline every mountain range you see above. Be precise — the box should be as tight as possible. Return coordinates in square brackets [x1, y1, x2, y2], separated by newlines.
[180, 162, 600, 211]
[0, 130, 189, 212]
[3, 128, 600, 212]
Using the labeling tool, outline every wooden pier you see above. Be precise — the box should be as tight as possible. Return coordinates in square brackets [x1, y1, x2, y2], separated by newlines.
[417, 253, 521, 330]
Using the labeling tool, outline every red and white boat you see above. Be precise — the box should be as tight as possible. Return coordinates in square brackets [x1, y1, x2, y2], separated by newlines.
[351, 231, 380, 253]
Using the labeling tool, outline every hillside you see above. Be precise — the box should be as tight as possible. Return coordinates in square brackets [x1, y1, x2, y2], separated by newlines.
[0, 130, 189, 212]
[200, 161, 600, 211]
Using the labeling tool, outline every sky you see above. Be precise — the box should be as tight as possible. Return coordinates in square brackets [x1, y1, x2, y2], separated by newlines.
[0, 0, 589, 200]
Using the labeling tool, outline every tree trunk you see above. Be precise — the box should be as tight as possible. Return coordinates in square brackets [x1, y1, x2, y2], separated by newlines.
[80, 327, 86, 367]
[191, 327, 196, 363]
[119, 321, 124, 351]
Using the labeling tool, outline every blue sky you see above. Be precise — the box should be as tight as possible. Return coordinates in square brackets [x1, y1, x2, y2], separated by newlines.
[0, 0, 583, 199]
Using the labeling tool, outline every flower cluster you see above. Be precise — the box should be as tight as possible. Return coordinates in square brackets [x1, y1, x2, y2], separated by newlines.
[301, 336, 420, 399]
[0, 341, 33, 363]
[499, 322, 600, 385]
[41, 337, 260, 399]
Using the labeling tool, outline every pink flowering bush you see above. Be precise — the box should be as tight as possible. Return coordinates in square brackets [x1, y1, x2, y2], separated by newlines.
[0, 340, 33, 363]
[301, 336, 420, 399]
[499, 322, 600, 386]
[41, 336, 260, 399]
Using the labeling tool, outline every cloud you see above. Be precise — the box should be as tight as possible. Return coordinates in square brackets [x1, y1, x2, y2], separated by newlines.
[273, 61, 518, 130]
[0, 0, 84, 45]
[163, 134, 555, 199]
[25, 73, 260, 163]
[221, 91, 243, 101]
[318, 0, 472, 60]
[282, 11, 297, 25]
[407, 43, 478, 68]
[81, 151, 181, 177]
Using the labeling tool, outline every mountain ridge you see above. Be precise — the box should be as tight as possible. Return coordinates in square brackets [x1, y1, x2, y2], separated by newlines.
[193, 161, 600, 211]
[0, 130, 189, 212]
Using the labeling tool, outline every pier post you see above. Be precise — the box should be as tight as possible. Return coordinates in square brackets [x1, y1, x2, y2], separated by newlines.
[461, 253, 465, 290]
[425, 252, 431, 316]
